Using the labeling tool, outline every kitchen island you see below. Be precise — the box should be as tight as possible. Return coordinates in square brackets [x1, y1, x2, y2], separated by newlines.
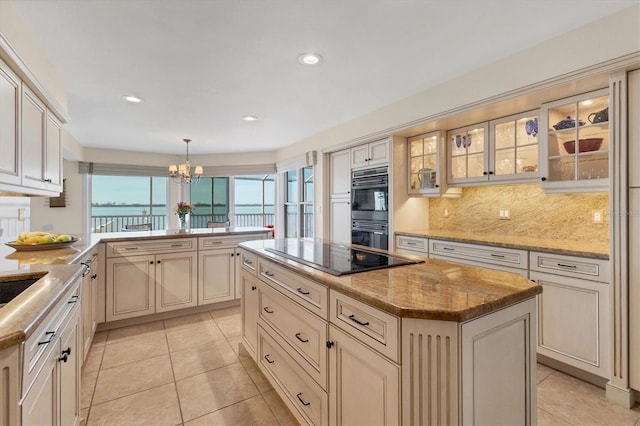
[239, 238, 542, 425]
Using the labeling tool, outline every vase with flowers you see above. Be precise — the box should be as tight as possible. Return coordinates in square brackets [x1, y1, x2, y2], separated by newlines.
[175, 201, 195, 232]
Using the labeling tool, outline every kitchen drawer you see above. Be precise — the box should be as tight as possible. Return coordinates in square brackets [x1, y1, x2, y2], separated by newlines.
[329, 290, 400, 363]
[106, 238, 196, 257]
[199, 234, 263, 250]
[257, 324, 328, 426]
[430, 239, 528, 271]
[257, 258, 328, 319]
[258, 281, 327, 389]
[395, 235, 428, 254]
[239, 249, 258, 275]
[530, 251, 610, 283]
[22, 279, 80, 397]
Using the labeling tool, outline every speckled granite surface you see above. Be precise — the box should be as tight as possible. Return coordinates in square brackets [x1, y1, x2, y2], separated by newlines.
[0, 227, 271, 350]
[395, 229, 609, 259]
[240, 239, 542, 322]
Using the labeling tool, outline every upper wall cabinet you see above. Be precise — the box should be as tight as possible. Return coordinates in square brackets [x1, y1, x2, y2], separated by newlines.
[0, 61, 63, 196]
[447, 111, 540, 187]
[408, 131, 445, 197]
[539, 88, 609, 193]
[0, 57, 21, 186]
[447, 122, 489, 185]
[351, 139, 389, 169]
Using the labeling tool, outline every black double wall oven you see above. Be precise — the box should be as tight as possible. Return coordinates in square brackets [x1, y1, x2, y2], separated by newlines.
[351, 166, 389, 250]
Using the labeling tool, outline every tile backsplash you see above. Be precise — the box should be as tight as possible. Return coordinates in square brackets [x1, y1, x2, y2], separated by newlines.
[428, 184, 609, 242]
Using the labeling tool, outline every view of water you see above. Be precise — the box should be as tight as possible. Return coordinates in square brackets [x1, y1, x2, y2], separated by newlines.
[91, 204, 275, 216]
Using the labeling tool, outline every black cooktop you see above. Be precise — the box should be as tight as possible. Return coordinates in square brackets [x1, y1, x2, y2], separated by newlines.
[265, 239, 421, 276]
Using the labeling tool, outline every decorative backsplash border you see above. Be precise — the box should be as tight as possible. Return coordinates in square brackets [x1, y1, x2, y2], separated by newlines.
[428, 184, 609, 243]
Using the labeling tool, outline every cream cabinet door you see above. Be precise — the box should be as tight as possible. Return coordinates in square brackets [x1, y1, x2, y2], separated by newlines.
[629, 188, 640, 390]
[330, 149, 351, 198]
[241, 270, 260, 360]
[106, 255, 155, 321]
[156, 252, 198, 312]
[350, 144, 370, 169]
[80, 269, 93, 362]
[330, 198, 351, 245]
[21, 345, 57, 426]
[367, 139, 389, 166]
[198, 248, 235, 305]
[328, 324, 400, 426]
[58, 308, 80, 426]
[21, 85, 47, 190]
[45, 111, 62, 191]
[0, 58, 21, 186]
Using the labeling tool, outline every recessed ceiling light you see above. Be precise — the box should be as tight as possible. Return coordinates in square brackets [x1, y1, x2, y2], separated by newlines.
[242, 115, 258, 122]
[298, 53, 322, 65]
[581, 100, 593, 106]
[122, 95, 143, 103]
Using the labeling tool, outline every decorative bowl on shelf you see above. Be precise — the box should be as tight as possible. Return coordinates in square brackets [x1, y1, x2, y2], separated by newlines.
[553, 116, 585, 130]
[563, 138, 603, 154]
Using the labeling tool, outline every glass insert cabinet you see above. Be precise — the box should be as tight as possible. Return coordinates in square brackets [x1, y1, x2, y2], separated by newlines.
[447, 123, 488, 185]
[408, 131, 445, 196]
[539, 88, 609, 193]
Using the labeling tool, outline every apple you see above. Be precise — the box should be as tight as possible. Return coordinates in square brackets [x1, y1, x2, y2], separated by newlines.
[38, 234, 55, 244]
[57, 234, 72, 242]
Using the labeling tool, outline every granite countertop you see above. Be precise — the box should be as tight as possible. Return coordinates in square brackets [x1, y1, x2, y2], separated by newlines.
[0, 227, 272, 350]
[239, 239, 542, 322]
[395, 229, 609, 260]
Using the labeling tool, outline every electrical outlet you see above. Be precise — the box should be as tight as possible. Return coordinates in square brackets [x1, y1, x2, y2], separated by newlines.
[443, 209, 449, 218]
[17, 208, 25, 221]
[592, 210, 604, 224]
[499, 209, 511, 220]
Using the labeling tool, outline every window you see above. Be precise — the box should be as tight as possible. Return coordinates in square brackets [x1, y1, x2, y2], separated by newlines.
[284, 167, 314, 238]
[91, 176, 167, 232]
[190, 177, 230, 228]
[234, 175, 275, 227]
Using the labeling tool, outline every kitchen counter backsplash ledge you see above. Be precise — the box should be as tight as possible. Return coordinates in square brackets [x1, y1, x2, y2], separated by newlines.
[395, 229, 608, 259]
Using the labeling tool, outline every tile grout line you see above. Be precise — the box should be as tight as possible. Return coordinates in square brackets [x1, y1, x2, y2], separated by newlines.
[82, 329, 109, 425]
[163, 318, 186, 426]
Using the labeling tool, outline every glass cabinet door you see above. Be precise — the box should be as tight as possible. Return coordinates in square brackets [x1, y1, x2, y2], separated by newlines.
[541, 88, 609, 192]
[490, 110, 540, 182]
[447, 123, 488, 184]
[408, 130, 443, 196]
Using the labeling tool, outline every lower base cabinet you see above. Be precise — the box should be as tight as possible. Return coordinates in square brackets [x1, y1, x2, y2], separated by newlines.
[198, 248, 236, 305]
[240, 270, 260, 359]
[328, 324, 400, 426]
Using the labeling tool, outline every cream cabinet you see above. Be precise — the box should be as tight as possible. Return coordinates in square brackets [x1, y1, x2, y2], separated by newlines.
[21, 277, 81, 426]
[155, 252, 198, 313]
[395, 234, 428, 257]
[447, 122, 489, 185]
[198, 248, 236, 305]
[329, 149, 351, 198]
[530, 251, 610, 378]
[328, 324, 400, 426]
[329, 198, 351, 245]
[0, 57, 21, 186]
[408, 130, 445, 196]
[240, 269, 260, 359]
[76, 248, 99, 364]
[539, 88, 609, 193]
[20, 85, 47, 191]
[0, 346, 19, 425]
[350, 139, 389, 169]
[429, 238, 529, 277]
[489, 110, 540, 182]
[629, 68, 640, 392]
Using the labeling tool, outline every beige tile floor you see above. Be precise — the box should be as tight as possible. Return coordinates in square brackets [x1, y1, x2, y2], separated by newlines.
[81, 305, 640, 426]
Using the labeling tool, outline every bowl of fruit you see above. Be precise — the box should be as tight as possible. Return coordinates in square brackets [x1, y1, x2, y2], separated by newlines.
[6, 232, 78, 251]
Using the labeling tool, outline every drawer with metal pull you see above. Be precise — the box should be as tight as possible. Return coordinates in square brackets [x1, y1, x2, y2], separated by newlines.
[395, 235, 428, 254]
[530, 251, 610, 282]
[257, 324, 328, 425]
[430, 239, 528, 270]
[258, 280, 327, 389]
[239, 249, 258, 275]
[199, 235, 261, 250]
[257, 258, 328, 318]
[329, 290, 400, 363]
[107, 238, 196, 257]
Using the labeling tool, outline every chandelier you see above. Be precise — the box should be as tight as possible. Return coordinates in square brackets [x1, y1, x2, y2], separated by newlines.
[169, 138, 203, 184]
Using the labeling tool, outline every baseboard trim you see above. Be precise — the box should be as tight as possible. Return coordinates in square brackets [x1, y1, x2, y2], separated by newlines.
[536, 354, 608, 388]
[605, 382, 637, 409]
[96, 299, 240, 332]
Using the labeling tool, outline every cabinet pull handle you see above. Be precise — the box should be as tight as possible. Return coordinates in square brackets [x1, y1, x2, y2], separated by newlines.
[483, 171, 488, 176]
[125, 247, 139, 250]
[244, 260, 253, 265]
[251, 286, 257, 291]
[541, 177, 547, 182]
[43, 178, 52, 183]
[295, 333, 309, 343]
[68, 295, 79, 304]
[264, 271, 274, 277]
[348, 314, 369, 326]
[443, 247, 455, 251]
[489, 171, 494, 175]
[405, 241, 416, 246]
[58, 354, 68, 363]
[490, 253, 505, 259]
[296, 287, 310, 295]
[326, 341, 335, 349]
[297, 393, 311, 406]
[263, 307, 274, 314]
[91, 274, 97, 280]
[171, 244, 183, 248]
[157, 260, 161, 264]
[150, 261, 154, 264]
[264, 354, 275, 364]
[38, 331, 55, 345]
[557, 263, 577, 269]
[61, 347, 71, 356]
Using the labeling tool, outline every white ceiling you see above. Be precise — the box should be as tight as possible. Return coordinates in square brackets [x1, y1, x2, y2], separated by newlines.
[10, 0, 639, 155]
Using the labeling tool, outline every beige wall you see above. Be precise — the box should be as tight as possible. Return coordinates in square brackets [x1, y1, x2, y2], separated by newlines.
[428, 184, 609, 243]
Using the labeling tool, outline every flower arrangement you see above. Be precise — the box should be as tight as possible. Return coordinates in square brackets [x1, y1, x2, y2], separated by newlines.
[175, 201, 195, 216]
